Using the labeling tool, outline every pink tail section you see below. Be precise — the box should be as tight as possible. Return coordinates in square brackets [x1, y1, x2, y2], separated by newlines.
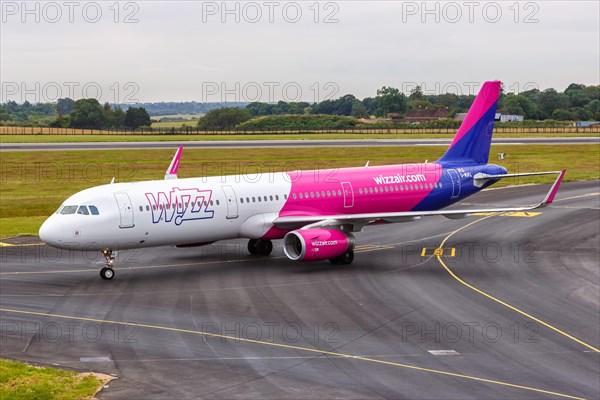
[438, 81, 501, 165]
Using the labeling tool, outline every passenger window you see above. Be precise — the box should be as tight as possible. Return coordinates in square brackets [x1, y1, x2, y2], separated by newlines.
[216, 200, 220, 205]
[284, 194, 288, 199]
[338, 190, 342, 196]
[89, 205, 99, 215]
[246, 197, 250, 203]
[316, 192, 320, 198]
[258, 197, 261, 202]
[77, 206, 89, 215]
[240, 198, 244, 203]
[264, 196, 267, 202]
[299, 193, 303, 199]
[252, 197, 256, 202]
[146, 205, 150, 211]
[293, 193, 297, 199]
[275, 195, 279, 201]
[60, 205, 78, 215]
[139, 206, 143, 212]
[270, 195, 273, 201]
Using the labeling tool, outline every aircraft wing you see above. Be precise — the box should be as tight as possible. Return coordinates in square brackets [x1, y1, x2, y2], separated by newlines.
[273, 169, 566, 231]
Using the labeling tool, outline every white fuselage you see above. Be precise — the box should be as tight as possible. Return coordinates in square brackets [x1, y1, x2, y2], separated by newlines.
[40, 172, 293, 250]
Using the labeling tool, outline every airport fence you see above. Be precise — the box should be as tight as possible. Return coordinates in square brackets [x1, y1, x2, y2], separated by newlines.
[0, 126, 599, 135]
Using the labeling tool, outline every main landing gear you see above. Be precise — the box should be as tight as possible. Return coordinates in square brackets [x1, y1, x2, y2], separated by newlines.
[100, 248, 115, 280]
[329, 250, 354, 265]
[248, 239, 273, 256]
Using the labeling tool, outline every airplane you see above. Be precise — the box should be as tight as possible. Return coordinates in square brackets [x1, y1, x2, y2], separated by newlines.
[39, 81, 566, 280]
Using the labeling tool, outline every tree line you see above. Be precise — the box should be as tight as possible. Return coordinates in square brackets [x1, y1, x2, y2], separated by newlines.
[53, 99, 151, 130]
[1, 83, 598, 129]
[0, 98, 151, 129]
[244, 83, 600, 121]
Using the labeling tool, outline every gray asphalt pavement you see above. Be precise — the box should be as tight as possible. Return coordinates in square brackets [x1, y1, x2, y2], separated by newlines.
[1, 181, 598, 399]
[2, 136, 599, 151]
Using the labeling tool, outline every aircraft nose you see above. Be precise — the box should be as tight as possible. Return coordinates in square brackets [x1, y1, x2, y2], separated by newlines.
[39, 217, 63, 247]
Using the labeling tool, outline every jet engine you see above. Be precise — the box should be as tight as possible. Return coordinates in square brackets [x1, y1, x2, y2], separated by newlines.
[283, 229, 355, 263]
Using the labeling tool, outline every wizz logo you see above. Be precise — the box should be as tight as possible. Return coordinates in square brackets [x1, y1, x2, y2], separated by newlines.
[145, 188, 214, 226]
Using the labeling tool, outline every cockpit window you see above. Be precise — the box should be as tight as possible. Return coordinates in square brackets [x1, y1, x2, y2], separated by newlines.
[77, 206, 89, 215]
[60, 205, 78, 215]
[89, 205, 99, 215]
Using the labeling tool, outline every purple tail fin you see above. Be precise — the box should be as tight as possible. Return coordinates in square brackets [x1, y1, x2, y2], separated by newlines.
[438, 81, 501, 165]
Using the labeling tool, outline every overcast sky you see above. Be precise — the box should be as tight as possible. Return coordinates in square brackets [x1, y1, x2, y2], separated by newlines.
[1, 1, 598, 103]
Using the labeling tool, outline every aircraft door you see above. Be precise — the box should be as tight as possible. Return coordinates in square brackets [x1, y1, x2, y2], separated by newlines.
[114, 192, 135, 228]
[447, 169, 461, 199]
[341, 182, 354, 208]
[221, 185, 239, 219]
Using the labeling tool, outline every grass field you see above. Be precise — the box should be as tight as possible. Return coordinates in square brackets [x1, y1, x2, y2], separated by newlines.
[1, 131, 599, 143]
[151, 119, 199, 128]
[1, 144, 598, 238]
[0, 359, 107, 400]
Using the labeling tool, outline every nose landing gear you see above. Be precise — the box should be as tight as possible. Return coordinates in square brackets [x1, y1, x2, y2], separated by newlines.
[100, 248, 115, 280]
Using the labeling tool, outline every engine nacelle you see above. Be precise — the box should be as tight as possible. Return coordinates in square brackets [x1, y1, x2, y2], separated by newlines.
[283, 229, 355, 261]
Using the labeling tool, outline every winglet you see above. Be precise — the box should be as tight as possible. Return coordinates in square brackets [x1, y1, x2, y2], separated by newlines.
[540, 169, 566, 207]
[165, 146, 183, 180]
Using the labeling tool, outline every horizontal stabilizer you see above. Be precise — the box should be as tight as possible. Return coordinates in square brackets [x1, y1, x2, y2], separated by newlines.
[473, 171, 563, 187]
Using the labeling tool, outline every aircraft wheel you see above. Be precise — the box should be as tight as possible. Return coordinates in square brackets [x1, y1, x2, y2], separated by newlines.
[257, 239, 273, 256]
[339, 250, 354, 265]
[100, 267, 115, 280]
[248, 239, 259, 255]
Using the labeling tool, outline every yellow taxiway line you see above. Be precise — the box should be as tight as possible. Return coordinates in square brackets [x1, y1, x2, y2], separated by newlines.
[0, 307, 586, 400]
[435, 215, 600, 354]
